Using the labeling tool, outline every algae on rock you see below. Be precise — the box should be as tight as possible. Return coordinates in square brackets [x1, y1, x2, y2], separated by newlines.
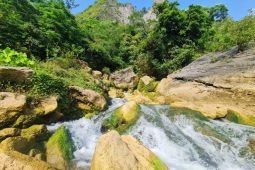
[46, 126, 74, 170]
[226, 110, 255, 127]
[102, 101, 140, 133]
[137, 76, 158, 92]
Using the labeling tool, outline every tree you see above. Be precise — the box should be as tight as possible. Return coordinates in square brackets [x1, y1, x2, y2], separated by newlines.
[234, 16, 255, 51]
[0, 0, 84, 59]
[64, 0, 79, 10]
[210, 4, 228, 21]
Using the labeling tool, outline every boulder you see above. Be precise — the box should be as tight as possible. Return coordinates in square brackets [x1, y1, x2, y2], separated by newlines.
[137, 76, 158, 92]
[69, 86, 107, 111]
[0, 128, 21, 141]
[21, 124, 49, 142]
[110, 68, 138, 90]
[0, 92, 26, 129]
[92, 70, 102, 78]
[0, 66, 33, 83]
[0, 136, 32, 154]
[156, 47, 255, 125]
[30, 96, 58, 116]
[102, 101, 140, 133]
[108, 88, 124, 98]
[91, 131, 168, 170]
[46, 126, 74, 170]
[125, 90, 167, 105]
[29, 148, 46, 161]
[0, 149, 56, 170]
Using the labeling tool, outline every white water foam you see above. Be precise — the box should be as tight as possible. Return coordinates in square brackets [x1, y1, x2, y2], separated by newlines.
[47, 98, 126, 169]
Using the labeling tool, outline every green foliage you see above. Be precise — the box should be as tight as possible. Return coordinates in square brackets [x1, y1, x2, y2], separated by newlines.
[0, 0, 84, 59]
[0, 47, 34, 66]
[206, 16, 255, 52]
[234, 16, 255, 51]
[209, 4, 228, 21]
[138, 1, 214, 78]
[78, 19, 127, 70]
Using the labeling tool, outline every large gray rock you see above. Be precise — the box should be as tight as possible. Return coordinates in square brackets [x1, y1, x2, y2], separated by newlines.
[0, 92, 26, 129]
[110, 68, 138, 90]
[0, 67, 33, 83]
[157, 47, 255, 126]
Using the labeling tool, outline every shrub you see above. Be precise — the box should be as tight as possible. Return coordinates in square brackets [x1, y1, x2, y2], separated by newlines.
[0, 47, 34, 66]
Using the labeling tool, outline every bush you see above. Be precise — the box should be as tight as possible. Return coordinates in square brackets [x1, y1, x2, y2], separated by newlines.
[0, 47, 34, 66]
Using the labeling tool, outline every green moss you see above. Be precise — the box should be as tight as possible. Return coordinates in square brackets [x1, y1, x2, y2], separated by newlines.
[150, 155, 168, 170]
[21, 125, 48, 142]
[226, 110, 239, 123]
[137, 80, 158, 92]
[102, 102, 140, 133]
[46, 126, 74, 160]
[84, 111, 99, 119]
[12, 115, 39, 128]
[226, 110, 255, 127]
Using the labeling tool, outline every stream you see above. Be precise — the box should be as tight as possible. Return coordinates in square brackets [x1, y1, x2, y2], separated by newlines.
[47, 98, 255, 170]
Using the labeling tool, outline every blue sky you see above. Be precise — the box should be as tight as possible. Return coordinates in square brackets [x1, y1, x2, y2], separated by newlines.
[72, 0, 255, 20]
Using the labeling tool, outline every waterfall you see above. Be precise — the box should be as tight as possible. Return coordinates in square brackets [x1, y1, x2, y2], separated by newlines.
[47, 100, 255, 170]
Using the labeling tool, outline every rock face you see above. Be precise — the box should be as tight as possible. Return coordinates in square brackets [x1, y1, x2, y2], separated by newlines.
[0, 149, 56, 170]
[110, 68, 138, 90]
[102, 101, 140, 133]
[69, 86, 107, 111]
[0, 66, 33, 83]
[76, 0, 134, 24]
[156, 47, 255, 126]
[91, 131, 168, 170]
[143, 0, 164, 22]
[0, 92, 26, 129]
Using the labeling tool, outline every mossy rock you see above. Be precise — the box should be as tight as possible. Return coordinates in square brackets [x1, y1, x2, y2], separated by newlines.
[12, 114, 39, 128]
[226, 110, 255, 127]
[150, 154, 169, 170]
[21, 125, 49, 142]
[0, 136, 33, 154]
[102, 101, 140, 133]
[137, 76, 158, 92]
[0, 128, 21, 141]
[46, 126, 74, 170]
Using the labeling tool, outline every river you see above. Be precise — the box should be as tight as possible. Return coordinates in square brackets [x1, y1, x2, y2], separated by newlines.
[47, 98, 255, 170]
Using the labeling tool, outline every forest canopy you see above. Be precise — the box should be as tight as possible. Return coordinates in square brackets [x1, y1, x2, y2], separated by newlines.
[0, 0, 254, 79]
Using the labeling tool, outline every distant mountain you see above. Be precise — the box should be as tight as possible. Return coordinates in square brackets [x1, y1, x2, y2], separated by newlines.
[76, 0, 134, 24]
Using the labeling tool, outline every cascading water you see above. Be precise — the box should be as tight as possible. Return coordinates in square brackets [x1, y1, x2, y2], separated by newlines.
[47, 99, 255, 170]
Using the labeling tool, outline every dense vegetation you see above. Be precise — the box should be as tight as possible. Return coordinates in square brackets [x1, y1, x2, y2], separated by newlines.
[1, 0, 255, 79]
